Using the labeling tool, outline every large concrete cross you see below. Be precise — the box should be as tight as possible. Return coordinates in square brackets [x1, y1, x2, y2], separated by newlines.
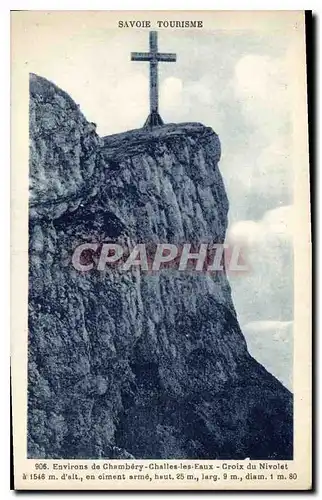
[131, 31, 176, 128]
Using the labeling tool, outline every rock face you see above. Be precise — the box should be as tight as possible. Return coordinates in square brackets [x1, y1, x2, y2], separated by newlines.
[29, 73, 103, 220]
[28, 73, 293, 460]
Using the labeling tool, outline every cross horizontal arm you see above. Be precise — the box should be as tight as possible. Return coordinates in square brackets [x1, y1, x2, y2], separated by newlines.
[131, 52, 152, 61]
[156, 53, 177, 62]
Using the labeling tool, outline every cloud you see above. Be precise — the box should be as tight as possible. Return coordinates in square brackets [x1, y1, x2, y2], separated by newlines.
[226, 205, 294, 324]
[219, 53, 293, 222]
[160, 77, 213, 123]
[262, 205, 294, 238]
[102, 73, 149, 132]
[242, 320, 293, 390]
[160, 77, 183, 110]
[222, 140, 293, 223]
[184, 80, 213, 106]
[235, 54, 287, 99]
[228, 205, 294, 245]
[233, 54, 290, 139]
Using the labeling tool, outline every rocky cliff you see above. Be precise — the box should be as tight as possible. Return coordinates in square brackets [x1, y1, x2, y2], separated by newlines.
[28, 73, 293, 460]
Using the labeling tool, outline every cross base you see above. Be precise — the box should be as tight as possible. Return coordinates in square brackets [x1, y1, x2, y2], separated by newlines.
[144, 111, 164, 129]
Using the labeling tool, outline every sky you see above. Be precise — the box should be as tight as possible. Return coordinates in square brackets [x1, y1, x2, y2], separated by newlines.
[26, 26, 294, 390]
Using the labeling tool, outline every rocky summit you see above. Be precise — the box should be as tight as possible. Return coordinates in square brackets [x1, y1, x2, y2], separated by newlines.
[27, 73, 293, 460]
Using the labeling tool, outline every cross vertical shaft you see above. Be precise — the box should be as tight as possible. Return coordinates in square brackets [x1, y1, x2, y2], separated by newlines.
[149, 31, 158, 116]
[131, 31, 177, 128]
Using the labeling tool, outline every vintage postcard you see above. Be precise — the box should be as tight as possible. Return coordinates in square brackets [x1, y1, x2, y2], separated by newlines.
[11, 10, 311, 490]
